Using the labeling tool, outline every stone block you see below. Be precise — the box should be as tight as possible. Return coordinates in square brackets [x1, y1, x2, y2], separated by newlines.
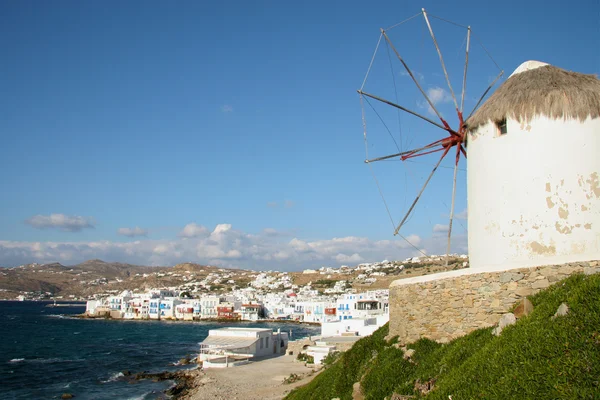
[584, 267, 600, 276]
[490, 299, 501, 308]
[531, 279, 550, 289]
[492, 313, 516, 336]
[515, 287, 533, 297]
[589, 261, 598, 267]
[500, 272, 513, 283]
[512, 273, 524, 281]
[507, 282, 518, 291]
[552, 303, 569, 319]
[513, 298, 534, 318]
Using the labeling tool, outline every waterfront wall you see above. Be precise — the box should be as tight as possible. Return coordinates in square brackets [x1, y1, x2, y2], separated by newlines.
[388, 260, 600, 344]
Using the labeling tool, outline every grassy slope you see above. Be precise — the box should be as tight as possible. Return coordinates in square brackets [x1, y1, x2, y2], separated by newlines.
[285, 273, 600, 400]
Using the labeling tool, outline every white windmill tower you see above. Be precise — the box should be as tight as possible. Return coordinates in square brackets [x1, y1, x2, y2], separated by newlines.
[360, 10, 600, 271]
[466, 61, 600, 270]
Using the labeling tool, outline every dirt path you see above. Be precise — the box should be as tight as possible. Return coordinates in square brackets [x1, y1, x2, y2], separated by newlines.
[182, 355, 321, 400]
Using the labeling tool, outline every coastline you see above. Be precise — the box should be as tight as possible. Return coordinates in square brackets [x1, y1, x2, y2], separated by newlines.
[75, 313, 321, 326]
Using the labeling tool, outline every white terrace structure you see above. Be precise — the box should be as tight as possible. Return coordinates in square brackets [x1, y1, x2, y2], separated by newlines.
[199, 327, 289, 368]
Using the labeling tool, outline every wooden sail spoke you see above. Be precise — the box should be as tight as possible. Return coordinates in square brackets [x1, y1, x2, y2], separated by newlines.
[394, 146, 451, 236]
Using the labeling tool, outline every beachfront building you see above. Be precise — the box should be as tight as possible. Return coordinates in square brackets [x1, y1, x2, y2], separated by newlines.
[199, 327, 289, 368]
[467, 61, 600, 270]
[159, 298, 181, 319]
[200, 295, 223, 319]
[240, 303, 263, 321]
[175, 301, 195, 321]
[85, 299, 110, 317]
[148, 298, 161, 320]
[217, 302, 239, 320]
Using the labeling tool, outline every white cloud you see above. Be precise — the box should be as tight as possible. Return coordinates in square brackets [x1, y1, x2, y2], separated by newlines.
[0, 224, 436, 271]
[433, 224, 449, 233]
[179, 223, 209, 238]
[117, 227, 148, 237]
[427, 87, 452, 105]
[335, 253, 363, 263]
[25, 214, 94, 232]
[284, 200, 295, 208]
[221, 104, 234, 113]
[267, 201, 278, 208]
[418, 86, 453, 116]
[212, 224, 232, 235]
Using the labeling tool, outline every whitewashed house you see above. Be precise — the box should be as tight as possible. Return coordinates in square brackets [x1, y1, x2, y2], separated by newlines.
[240, 303, 262, 321]
[175, 300, 195, 321]
[159, 298, 181, 319]
[321, 314, 389, 337]
[200, 295, 223, 319]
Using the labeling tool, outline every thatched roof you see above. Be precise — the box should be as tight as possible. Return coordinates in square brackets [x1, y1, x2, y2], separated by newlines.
[467, 63, 600, 131]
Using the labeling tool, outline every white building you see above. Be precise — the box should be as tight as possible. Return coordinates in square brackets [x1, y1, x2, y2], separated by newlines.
[175, 300, 196, 321]
[467, 61, 600, 270]
[201, 295, 223, 319]
[199, 327, 289, 368]
[321, 314, 389, 337]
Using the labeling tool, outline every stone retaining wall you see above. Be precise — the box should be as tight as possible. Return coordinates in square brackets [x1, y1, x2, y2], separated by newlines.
[388, 261, 599, 344]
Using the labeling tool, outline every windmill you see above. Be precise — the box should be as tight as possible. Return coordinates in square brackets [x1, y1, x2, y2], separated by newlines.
[358, 9, 503, 265]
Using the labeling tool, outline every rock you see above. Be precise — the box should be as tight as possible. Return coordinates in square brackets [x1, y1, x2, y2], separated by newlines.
[179, 358, 189, 365]
[589, 261, 598, 267]
[552, 303, 569, 319]
[61, 394, 74, 399]
[513, 298, 534, 318]
[500, 272, 512, 283]
[583, 267, 600, 276]
[352, 381, 364, 400]
[122, 370, 131, 376]
[403, 349, 415, 360]
[492, 313, 516, 336]
[531, 279, 550, 289]
[515, 287, 533, 297]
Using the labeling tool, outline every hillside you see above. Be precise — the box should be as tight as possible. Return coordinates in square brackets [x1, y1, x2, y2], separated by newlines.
[285, 273, 600, 399]
[0, 256, 467, 300]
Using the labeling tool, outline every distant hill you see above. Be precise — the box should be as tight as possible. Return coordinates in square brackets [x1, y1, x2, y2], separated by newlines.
[0, 256, 467, 300]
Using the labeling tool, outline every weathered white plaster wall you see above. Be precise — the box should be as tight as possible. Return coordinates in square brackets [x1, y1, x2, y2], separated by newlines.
[467, 115, 600, 270]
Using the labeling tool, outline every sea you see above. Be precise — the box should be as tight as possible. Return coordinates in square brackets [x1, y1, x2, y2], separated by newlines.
[0, 301, 321, 400]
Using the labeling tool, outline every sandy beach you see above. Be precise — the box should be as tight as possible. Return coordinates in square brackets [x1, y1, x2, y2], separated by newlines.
[181, 354, 321, 400]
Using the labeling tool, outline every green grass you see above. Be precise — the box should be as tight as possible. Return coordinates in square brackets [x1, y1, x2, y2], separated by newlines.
[285, 273, 600, 400]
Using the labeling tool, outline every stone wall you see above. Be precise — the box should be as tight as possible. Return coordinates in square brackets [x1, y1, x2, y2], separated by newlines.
[388, 260, 599, 344]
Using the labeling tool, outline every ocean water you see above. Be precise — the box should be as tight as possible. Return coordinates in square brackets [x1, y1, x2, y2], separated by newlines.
[0, 301, 320, 400]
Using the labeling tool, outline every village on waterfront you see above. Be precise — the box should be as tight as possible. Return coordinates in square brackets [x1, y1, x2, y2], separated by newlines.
[81, 254, 466, 338]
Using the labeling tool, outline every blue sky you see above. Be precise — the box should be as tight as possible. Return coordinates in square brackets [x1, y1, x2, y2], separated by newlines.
[1, 0, 598, 269]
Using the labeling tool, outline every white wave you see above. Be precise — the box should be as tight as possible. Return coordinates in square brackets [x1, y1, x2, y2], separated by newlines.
[100, 372, 124, 383]
[126, 394, 150, 400]
[73, 332, 81, 335]
[47, 314, 78, 320]
[8, 357, 84, 364]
